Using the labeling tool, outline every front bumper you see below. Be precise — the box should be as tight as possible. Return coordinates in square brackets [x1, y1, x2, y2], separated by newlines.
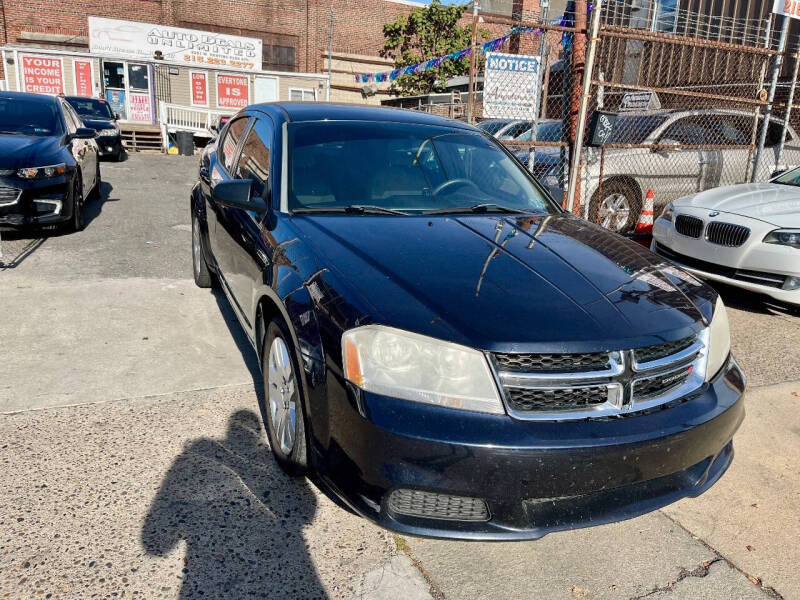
[313, 357, 745, 541]
[0, 175, 72, 227]
[96, 136, 122, 157]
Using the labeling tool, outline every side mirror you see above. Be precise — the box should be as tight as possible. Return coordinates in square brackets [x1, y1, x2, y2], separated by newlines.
[70, 127, 97, 141]
[114, 113, 120, 121]
[210, 123, 219, 133]
[212, 179, 268, 214]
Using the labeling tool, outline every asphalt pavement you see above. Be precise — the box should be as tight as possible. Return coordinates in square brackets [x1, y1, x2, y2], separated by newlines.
[0, 154, 798, 599]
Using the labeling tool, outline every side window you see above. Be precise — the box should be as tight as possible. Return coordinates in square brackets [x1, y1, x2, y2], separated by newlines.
[662, 117, 709, 145]
[61, 104, 78, 134]
[219, 116, 249, 172]
[765, 120, 789, 147]
[234, 117, 273, 198]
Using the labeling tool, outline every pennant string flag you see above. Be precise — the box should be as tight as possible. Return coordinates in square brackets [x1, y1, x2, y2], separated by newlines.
[353, 26, 541, 84]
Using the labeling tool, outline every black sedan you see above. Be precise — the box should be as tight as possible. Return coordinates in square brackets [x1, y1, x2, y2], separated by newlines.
[190, 103, 745, 541]
[66, 96, 123, 161]
[0, 92, 99, 231]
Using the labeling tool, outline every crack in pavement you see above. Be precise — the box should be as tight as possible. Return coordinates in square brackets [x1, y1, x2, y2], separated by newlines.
[659, 511, 785, 600]
[628, 558, 722, 599]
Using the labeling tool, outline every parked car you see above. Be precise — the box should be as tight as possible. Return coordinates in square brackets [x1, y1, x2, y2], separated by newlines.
[585, 108, 800, 233]
[0, 91, 99, 231]
[653, 168, 800, 307]
[65, 96, 123, 161]
[191, 103, 743, 541]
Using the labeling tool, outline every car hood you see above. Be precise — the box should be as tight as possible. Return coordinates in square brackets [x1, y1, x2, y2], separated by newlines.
[0, 134, 63, 169]
[676, 183, 800, 228]
[81, 118, 117, 130]
[291, 214, 715, 353]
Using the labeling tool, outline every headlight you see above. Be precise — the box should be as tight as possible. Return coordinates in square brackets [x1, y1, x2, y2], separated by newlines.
[763, 229, 800, 249]
[16, 163, 67, 179]
[97, 128, 119, 137]
[342, 325, 504, 414]
[705, 296, 731, 382]
[660, 203, 674, 223]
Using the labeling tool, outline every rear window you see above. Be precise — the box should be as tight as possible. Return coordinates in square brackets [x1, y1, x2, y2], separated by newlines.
[608, 115, 669, 144]
[0, 97, 60, 136]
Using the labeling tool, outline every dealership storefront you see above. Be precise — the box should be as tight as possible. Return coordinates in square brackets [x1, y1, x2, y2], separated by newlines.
[1, 17, 328, 127]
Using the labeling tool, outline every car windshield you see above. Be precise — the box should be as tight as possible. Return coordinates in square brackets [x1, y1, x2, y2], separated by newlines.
[0, 97, 60, 136]
[288, 121, 558, 215]
[773, 167, 800, 187]
[477, 119, 515, 136]
[514, 121, 565, 142]
[67, 98, 114, 119]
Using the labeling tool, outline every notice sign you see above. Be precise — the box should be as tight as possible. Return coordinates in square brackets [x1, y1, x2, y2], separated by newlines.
[191, 71, 208, 107]
[774, 0, 800, 20]
[217, 73, 249, 109]
[89, 17, 261, 71]
[619, 91, 661, 112]
[129, 92, 152, 122]
[483, 52, 540, 120]
[21, 55, 64, 95]
[73, 60, 94, 97]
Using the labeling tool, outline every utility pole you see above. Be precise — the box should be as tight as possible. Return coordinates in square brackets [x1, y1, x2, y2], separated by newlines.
[467, 2, 479, 123]
[327, 4, 333, 102]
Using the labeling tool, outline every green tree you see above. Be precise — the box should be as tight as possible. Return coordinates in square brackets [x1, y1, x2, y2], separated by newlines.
[381, 0, 477, 96]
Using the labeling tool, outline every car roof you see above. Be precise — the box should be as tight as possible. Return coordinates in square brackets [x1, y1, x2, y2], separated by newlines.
[252, 102, 477, 130]
[64, 96, 103, 101]
[0, 91, 59, 105]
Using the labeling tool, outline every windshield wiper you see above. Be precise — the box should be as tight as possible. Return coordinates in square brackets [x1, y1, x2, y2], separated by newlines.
[423, 203, 529, 215]
[293, 205, 409, 215]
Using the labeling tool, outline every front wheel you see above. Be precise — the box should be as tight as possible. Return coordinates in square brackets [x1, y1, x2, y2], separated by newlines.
[591, 181, 637, 233]
[191, 212, 214, 288]
[66, 175, 84, 232]
[262, 319, 308, 475]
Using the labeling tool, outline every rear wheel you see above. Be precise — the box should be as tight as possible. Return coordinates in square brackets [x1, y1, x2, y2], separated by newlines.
[262, 319, 308, 475]
[191, 212, 214, 288]
[592, 181, 637, 233]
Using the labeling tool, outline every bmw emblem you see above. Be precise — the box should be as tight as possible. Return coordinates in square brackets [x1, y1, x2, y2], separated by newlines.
[709, 211, 720, 217]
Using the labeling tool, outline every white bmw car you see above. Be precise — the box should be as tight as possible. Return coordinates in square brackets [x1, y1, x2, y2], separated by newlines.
[652, 168, 800, 307]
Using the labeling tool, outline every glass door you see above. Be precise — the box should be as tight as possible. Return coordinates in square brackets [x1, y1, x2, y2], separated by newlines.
[103, 61, 127, 120]
[126, 63, 153, 123]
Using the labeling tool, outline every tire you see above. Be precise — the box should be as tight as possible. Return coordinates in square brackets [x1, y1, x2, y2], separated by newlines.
[591, 181, 638, 233]
[191, 212, 214, 288]
[66, 174, 84, 232]
[261, 319, 308, 475]
[89, 161, 101, 201]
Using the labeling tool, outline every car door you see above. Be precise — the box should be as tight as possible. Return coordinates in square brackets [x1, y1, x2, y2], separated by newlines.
[60, 103, 87, 194]
[64, 102, 98, 195]
[704, 113, 751, 188]
[206, 115, 250, 287]
[648, 116, 710, 204]
[225, 115, 276, 324]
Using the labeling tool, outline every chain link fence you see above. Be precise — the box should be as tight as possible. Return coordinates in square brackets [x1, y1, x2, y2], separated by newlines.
[394, 1, 799, 236]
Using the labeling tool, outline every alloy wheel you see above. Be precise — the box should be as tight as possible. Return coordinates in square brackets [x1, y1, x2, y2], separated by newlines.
[268, 336, 297, 455]
[598, 192, 631, 232]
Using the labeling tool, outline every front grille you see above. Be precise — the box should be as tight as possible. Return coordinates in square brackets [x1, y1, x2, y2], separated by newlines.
[634, 336, 696, 364]
[0, 186, 21, 206]
[654, 243, 787, 289]
[494, 352, 610, 373]
[386, 489, 490, 522]
[675, 214, 703, 238]
[506, 386, 609, 412]
[634, 367, 693, 398]
[706, 222, 750, 247]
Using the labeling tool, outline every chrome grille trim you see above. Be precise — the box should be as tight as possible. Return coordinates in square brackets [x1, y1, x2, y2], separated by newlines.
[490, 331, 708, 421]
[675, 214, 703, 238]
[705, 221, 750, 247]
[0, 186, 22, 207]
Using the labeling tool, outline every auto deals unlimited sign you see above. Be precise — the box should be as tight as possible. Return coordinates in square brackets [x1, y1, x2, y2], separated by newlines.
[88, 17, 262, 71]
[483, 52, 541, 121]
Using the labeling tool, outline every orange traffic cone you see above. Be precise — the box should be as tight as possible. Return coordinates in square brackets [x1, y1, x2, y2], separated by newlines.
[635, 189, 655, 235]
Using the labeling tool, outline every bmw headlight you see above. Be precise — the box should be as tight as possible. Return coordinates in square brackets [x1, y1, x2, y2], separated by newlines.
[97, 128, 119, 137]
[342, 325, 504, 414]
[705, 296, 731, 382]
[16, 163, 66, 179]
[763, 229, 800, 249]
[660, 203, 674, 223]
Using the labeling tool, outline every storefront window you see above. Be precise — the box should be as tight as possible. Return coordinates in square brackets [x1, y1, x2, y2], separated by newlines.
[104, 62, 125, 89]
[128, 64, 150, 90]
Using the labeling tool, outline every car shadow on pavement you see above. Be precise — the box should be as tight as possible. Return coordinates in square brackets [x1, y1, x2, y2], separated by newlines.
[83, 181, 118, 229]
[141, 410, 326, 599]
